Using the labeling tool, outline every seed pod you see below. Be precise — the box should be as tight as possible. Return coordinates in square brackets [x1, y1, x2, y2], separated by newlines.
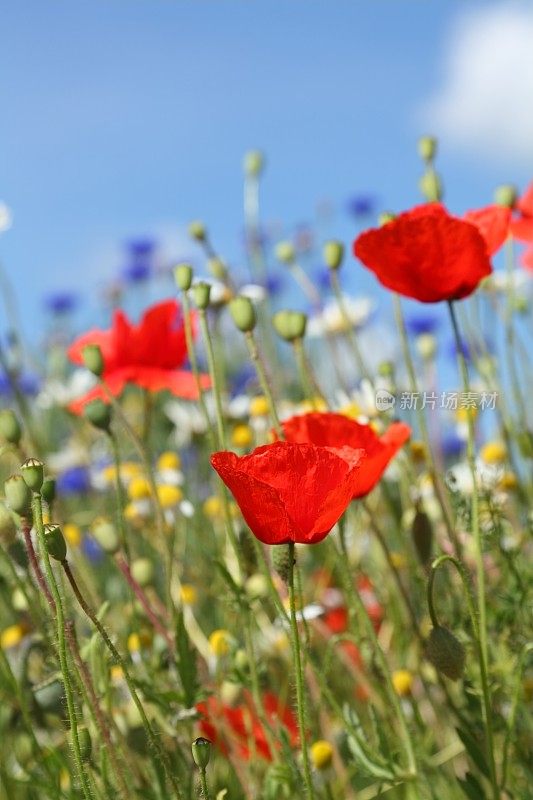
[174, 263, 194, 291]
[0, 408, 22, 444]
[272, 544, 293, 583]
[188, 220, 207, 242]
[272, 310, 307, 342]
[426, 625, 466, 681]
[323, 241, 344, 271]
[21, 458, 44, 492]
[494, 184, 517, 209]
[4, 474, 32, 514]
[411, 507, 433, 566]
[130, 558, 154, 587]
[191, 737, 212, 769]
[91, 517, 120, 554]
[419, 171, 443, 203]
[41, 477, 56, 506]
[192, 281, 211, 310]
[417, 136, 438, 163]
[229, 296, 256, 333]
[243, 150, 264, 177]
[207, 257, 227, 281]
[44, 524, 67, 562]
[84, 399, 112, 431]
[82, 344, 104, 377]
[274, 241, 295, 265]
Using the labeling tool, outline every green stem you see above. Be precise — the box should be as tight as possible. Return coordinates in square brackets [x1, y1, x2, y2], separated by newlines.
[31, 493, 93, 800]
[107, 431, 130, 559]
[199, 768, 212, 800]
[61, 560, 184, 800]
[501, 643, 533, 791]
[181, 291, 215, 448]
[199, 310, 226, 449]
[244, 330, 283, 437]
[330, 271, 371, 381]
[288, 542, 316, 800]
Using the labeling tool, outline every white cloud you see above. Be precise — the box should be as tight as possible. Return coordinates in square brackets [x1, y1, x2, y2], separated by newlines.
[421, 3, 533, 167]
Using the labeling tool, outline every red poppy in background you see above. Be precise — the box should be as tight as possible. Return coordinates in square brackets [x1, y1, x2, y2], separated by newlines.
[463, 205, 511, 255]
[197, 692, 298, 760]
[68, 299, 209, 413]
[509, 181, 533, 243]
[211, 441, 365, 545]
[353, 203, 492, 303]
[280, 412, 410, 498]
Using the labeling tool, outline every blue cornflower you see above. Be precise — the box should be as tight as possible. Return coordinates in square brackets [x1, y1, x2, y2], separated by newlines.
[56, 466, 91, 495]
[405, 313, 441, 336]
[346, 194, 376, 219]
[44, 292, 79, 315]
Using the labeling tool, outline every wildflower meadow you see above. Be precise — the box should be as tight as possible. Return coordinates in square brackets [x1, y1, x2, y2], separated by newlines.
[1, 137, 533, 800]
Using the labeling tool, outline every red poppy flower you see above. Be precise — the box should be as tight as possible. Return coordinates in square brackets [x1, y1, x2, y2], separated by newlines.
[280, 412, 410, 499]
[210, 441, 365, 545]
[197, 692, 298, 760]
[353, 203, 492, 303]
[463, 205, 511, 255]
[509, 181, 533, 243]
[68, 300, 210, 413]
[521, 245, 533, 272]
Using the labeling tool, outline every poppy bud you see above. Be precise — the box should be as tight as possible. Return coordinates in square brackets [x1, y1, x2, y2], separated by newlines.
[0, 408, 22, 445]
[82, 344, 104, 377]
[207, 257, 227, 281]
[191, 737, 211, 770]
[272, 544, 293, 583]
[41, 477, 56, 506]
[78, 728, 92, 761]
[44, 524, 67, 562]
[130, 557, 154, 587]
[411, 507, 433, 566]
[20, 458, 44, 492]
[323, 240, 344, 271]
[417, 136, 437, 163]
[378, 212, 395, 226]
[426, 625, 466, 681]
[229, 296, 256, 333]
[91, 517, 119, 554]
[244, 150, 264, 177]
[494, 184, 517, 209]
[174, 263, 194, 291]
[272, 310, 307, 342]
[192, 282, 212, 310]
[0, 501, 17, 545]
[4, 474, 32, 514]
[275, 241, 296, 265]
[84, 399, 112, 432]
[188, 220, 207, 242]
[419, 171, 443, 202]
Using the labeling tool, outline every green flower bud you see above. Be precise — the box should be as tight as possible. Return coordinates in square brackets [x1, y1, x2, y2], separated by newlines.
[21, 458, 44, 492]
[78, 728, 92, 760]
[271, 544, 294, 583]
[417, 136, 438, 163]
[130, 558, 154, 587]
[191, 737, 212, 770]
[377, 360, 394, 378]
[234, 648, 249, 671]
[188, 220, 207, 242]
[174, 262, 194, 291]
[82, 344, 104, 377]
[84, 399, 112, 431]
[41, 477, 56, 506]
[229, 296, 256, 333]
[207, 257, 227, 281]
[275, 241, 296, 265]
[378, 212, 396, 226]
[426, 626, 466, 681]
[0, 501, 17, 545]
[494, 184, 517, 209]
[323, 240, 344, 271]
[91, 517, 119, 554]
[419, 171, 443, 202]
[411, 508, 433, 566]
[44, 523, 67, 562]
[272, 310, 307, 342]
[0, 409, 22, 445]
[192, 281, 212, 310]
[4, 474, 32, 514]
[244, 150, 265, 177]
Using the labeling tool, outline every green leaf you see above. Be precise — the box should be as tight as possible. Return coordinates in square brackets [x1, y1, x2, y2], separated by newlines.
[458, 771, 487, 800]
[175, 611, 199, 707]
[456, 727, 490, 778]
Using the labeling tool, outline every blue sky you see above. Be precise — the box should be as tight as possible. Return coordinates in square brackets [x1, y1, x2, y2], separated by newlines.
[1, 0, 532, 338]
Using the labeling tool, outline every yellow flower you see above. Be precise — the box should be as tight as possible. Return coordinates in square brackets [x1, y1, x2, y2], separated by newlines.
[63, 523, 82, 547]
[339, 402, 361, 419]
[390, 551, 407, 569]
[157, 451, 181, 471]
[102, 461, 141, 485]
[157, 485, 183, 509]
[480, 441, 506, 465]
[209, 629, 231, 657]
[456, 406, 478, 423]
[124, 502, 143, 522]
[231, 424, 254, 448]
[300, 397, 328, 413]
[203, 495, 223, 519]
[60, 769, 71, 792]
[128, 476, 151, 500]
[110, 665, 124, 683]
[180, 584, 198, 606]
[310, 740, 334, 771]
[249, 395, 269, 417]
[127, 631, 151, 653]
[410, 441, 426, 463]
[392, 669, 413, 697]
[1, 623, 26, 649]
[499, 471, 518, 490]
